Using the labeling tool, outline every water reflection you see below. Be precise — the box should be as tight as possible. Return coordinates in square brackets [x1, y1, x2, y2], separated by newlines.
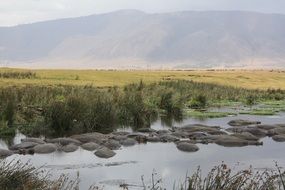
[160, 113, 183, 127]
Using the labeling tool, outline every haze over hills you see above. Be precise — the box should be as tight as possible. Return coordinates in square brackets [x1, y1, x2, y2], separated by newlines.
[0, 10, 285, 69]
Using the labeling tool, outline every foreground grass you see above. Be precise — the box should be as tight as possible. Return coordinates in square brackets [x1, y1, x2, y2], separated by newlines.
[178, 163, 285, 190]
[137, 164, 285, 190]
[0, 160, 82, 190]
[0, 160, 284, 190]
[1, 68, 285, 89]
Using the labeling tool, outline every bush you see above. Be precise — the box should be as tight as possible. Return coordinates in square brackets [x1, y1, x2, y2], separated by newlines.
[2, 95, 16, 127]
[118, 90, 150, 127]
[245, 95, 256, 106]
[0, 127, 16, 137]
[45, 101, 72, 135]
[189, 94, 207, 109]
[84, 93, 116, 132]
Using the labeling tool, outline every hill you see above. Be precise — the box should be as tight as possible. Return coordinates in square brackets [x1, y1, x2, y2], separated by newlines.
[0, 10, 285, 69]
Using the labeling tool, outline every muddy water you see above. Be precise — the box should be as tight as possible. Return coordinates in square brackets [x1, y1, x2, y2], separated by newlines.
[1, 112, 285, 189]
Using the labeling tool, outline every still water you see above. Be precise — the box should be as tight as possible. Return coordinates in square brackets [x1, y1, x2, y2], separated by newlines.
[1, 112, 285, 189]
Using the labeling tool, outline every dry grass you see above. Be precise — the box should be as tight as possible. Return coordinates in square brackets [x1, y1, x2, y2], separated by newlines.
[0, 160, 284, 190]
[0, 68, 285, 89]
[121, 163, 285, 190]
[0, 160, 80, 190]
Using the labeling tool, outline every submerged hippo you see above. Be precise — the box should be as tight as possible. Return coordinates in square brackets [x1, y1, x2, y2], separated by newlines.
[272, 135, 285, 142]
[9, 142, 39, 151]
[104, 140, 121, 150]
[228, 119, 261, 127]
[46, 138, 81, 146]
[33, 143, 57, 154]
[0, 149, 14, 158]
[94, 147, 116, 158]
[213, 135, 262, 147]
[60, 144, 79, 153]
[81, 142, 100, 151]
[120, 138, 137, 146]
[71, 132, 107, 144]
[176, 142, 199, 152]
[21, 138, 45, 144]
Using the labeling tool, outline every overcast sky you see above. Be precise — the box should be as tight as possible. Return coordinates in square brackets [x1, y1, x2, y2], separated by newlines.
[0, 0, 285, 26]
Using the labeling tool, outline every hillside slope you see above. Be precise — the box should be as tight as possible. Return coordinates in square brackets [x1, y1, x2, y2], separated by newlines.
[0, 10, 285, 69]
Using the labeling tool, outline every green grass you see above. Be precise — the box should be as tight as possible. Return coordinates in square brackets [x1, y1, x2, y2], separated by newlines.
[185, 109, 237, 119]
[211, 100, 242, 107]
[1, 68, 285, 89]
[261, 100, 285, 109]
[0, 127, 16, 137]
[239, 100, 285, 115]
[239, 108, 278, 115]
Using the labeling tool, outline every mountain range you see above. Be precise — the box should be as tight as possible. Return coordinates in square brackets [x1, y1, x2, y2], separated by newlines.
[0, 10, 285, 69]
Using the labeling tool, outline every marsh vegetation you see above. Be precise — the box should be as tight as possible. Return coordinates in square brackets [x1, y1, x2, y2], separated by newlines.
[0, 79, 284, 138]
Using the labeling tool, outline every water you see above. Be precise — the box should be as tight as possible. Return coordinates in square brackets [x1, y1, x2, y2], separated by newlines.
[1, 112, 285, 189]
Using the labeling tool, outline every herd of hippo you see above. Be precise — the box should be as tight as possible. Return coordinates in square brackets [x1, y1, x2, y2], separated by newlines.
[1, 119, 285, 159]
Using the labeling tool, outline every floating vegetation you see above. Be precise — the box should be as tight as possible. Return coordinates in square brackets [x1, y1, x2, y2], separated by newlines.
[240, 109, 278, 116]
[211, 100, 242, 107]
[186, 109, 237, 119]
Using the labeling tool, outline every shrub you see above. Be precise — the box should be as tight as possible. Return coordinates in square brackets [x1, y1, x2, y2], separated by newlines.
[189, 94, 207, 109]
[117, 90, 149, 127]
[45, 101, 72, 135]
[245, 95, 256, 106]
[65, 95, 86, 122]
[159, 89, 174, 112]
[0, 127, 16, 137]
[84, 93, 116, 132]
[3, 96, 16, 127]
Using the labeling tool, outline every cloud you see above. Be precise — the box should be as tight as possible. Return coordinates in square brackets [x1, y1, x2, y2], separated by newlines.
[0, 0, 284, 26]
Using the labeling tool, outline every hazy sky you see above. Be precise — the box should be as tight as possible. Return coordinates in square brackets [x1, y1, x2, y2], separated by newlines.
[0, 0, 285, 26]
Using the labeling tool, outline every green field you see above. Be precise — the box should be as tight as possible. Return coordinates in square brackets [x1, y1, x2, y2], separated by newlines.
[1, 68, 285, 89]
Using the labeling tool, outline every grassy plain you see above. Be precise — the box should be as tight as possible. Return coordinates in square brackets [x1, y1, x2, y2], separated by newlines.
[0, 68, 285, 89]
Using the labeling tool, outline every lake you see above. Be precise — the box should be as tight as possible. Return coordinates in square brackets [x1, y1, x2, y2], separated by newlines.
[1, 111, 285, 189]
